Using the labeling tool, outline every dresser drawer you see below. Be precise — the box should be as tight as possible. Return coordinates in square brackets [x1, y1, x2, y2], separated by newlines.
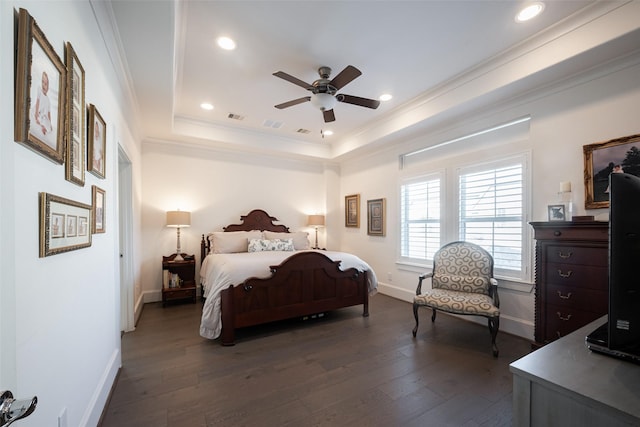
[545, 304, 604, 340]
[545, 245, 607, 266]
[546, 283, 607, 313]
[545, 263, 607, 290]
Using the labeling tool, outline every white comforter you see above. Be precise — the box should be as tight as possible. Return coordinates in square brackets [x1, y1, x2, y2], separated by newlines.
[199, 250, 378, 339]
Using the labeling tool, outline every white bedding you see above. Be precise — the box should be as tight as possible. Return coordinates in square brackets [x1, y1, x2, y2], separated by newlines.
[199, 250, 378, 339]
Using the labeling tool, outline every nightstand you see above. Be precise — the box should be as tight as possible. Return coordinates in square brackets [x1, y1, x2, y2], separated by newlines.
[162, 253, 196, 307]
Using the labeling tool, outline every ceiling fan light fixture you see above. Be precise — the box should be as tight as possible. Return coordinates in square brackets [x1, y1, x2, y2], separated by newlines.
[310, 93, 337, 111]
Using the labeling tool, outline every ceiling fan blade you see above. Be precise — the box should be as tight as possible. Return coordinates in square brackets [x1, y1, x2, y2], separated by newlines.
[329, 65, 362, 90]
[323, 109, 336, 123]
[273, 71, 314, 90]
[274, 96, 311, 109]
[337, 94, 380, 109]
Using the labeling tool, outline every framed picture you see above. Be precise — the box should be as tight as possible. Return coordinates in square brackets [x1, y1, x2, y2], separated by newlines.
[367, 198, 386, 236]
[39, 192, 92, 257]
[345, 194, 360, 228]
[92, 185, 106, 234]
[583, 133, 640, 209]
[548, 204, 566, 222]
[65, 42, 85, 186]
[14, 8, 66, 164]
[88, 104, 106, 179]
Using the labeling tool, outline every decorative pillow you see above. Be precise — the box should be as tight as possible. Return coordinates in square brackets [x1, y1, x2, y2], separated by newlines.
[248, 238, 295, 253]
[210, 230, 263, 253]
[263, 231, 310, 250]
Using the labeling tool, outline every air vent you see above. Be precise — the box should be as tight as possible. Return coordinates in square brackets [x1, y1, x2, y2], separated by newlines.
[262, 119, 283, 129]
[228, 113, 245, 120]
[296, 128, 311, 134]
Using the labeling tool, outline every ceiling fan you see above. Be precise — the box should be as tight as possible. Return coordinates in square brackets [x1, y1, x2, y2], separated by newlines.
[273, 65, 380, 123]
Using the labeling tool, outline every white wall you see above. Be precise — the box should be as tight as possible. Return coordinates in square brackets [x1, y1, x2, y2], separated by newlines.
[337, 53, 640, 340]
[140, 142, 331, 301]
[0, 2, 142, 426]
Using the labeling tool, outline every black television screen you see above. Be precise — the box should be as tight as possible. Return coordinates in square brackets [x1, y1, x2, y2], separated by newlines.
[608, 172, 640, 351]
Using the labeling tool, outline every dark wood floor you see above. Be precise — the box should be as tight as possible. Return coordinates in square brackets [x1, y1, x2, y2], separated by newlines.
[100, 294, 533, 427]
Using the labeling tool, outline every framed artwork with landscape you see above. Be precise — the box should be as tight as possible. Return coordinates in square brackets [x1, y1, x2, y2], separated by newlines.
[14, 8, 66, 164]
[583, 133, 640, 209]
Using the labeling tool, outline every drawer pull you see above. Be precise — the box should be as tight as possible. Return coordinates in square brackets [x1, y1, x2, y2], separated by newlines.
[557, 270, 573, 278]
[557, 291, 572, 299]
[243, 284, 253, 292]
[556, 312, 572, 321]
[558, 251, 573, 259]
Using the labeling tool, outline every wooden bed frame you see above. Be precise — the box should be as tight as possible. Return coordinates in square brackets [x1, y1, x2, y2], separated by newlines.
[200, 209, 369, 345]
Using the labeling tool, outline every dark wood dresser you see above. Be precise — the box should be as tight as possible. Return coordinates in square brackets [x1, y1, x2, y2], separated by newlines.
[530, 221, 609, 346]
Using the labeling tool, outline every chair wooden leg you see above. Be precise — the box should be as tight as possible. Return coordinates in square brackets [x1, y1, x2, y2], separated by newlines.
[431, 308, 437, 322]
[488, 317, 499, 357]
[412, 303, 419, 337]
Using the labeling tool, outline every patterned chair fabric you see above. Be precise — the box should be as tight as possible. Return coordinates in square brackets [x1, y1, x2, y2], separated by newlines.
[412, 241, 501, 357]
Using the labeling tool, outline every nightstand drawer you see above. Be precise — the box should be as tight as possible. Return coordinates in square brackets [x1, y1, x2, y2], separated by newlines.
[163, 286, 196, 305]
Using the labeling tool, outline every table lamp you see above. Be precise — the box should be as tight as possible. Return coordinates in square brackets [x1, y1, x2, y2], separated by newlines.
[166, 210, 191, 261]
[307, 214, 325, 250]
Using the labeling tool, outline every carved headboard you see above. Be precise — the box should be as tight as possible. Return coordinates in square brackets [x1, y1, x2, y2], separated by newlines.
[200, 209, 290, 262]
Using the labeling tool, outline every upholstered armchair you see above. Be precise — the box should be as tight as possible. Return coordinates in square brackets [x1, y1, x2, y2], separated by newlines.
[412, 241, 500, 357]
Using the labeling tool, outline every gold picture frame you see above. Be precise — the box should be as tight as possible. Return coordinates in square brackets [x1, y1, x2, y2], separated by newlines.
[583, 133, 640, 209]
[39, 192, 92, 257]
[88, 104, 106, 179]
[14, 8, 66, 164]
[345, 194, 360, 228]
[65, 42, 86, 186]
[367, 198, 386, 236]
[92, 185, 106, 234]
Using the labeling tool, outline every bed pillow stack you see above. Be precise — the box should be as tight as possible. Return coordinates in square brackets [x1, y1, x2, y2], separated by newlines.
[208, 230, 311, 253]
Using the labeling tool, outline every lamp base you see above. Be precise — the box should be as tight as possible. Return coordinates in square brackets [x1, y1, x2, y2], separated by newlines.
[174, 252, 184, 262]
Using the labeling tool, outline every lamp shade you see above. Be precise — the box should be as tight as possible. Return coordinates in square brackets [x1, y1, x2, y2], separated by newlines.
[307, 214, 325, 227]
[166, 210, 191, 228]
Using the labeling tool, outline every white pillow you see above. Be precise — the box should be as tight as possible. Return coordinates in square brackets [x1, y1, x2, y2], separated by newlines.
[210, 230, 263, 253]
[263, 231, 310, 250]
[248, 238, 295, 253]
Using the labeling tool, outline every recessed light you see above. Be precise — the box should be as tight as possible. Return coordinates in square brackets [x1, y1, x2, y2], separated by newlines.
[379, 94, 392, 102]
[200, 103, 214, 110]
[217, 36, 236, 50]
[516, 2, 545, 22]
[322, 130, 334, 136]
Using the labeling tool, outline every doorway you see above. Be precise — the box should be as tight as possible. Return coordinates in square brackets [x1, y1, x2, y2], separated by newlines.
[118, 146, 135, 332]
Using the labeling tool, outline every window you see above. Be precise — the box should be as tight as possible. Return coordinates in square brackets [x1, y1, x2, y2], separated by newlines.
[458, 159, 526, 279]
[400, 175, 441, 261]
[399, 153, 530, 282]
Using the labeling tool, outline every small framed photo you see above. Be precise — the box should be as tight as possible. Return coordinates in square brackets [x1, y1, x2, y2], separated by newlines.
[548, 204, 566, 222]
[92, 185, 106, 234]
[345, 194, 360, 228]
[39, 192, 92, 257]
[65, 42, 86, 186]
[583, 133, 640, 209]
[88, 104, 106, 179]
[14, 8, 66, 164]
[367, 198, 386, 236]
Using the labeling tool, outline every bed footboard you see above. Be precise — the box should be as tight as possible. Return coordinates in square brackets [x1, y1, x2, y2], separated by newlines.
[219, 251, 369, 346]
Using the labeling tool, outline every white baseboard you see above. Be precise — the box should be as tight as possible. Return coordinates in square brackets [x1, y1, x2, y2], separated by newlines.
[81, 348, 120, 427]
[377, 282, 534, 341]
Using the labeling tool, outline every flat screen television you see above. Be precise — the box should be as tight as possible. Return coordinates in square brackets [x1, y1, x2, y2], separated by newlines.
[586, 172, 640, 363]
